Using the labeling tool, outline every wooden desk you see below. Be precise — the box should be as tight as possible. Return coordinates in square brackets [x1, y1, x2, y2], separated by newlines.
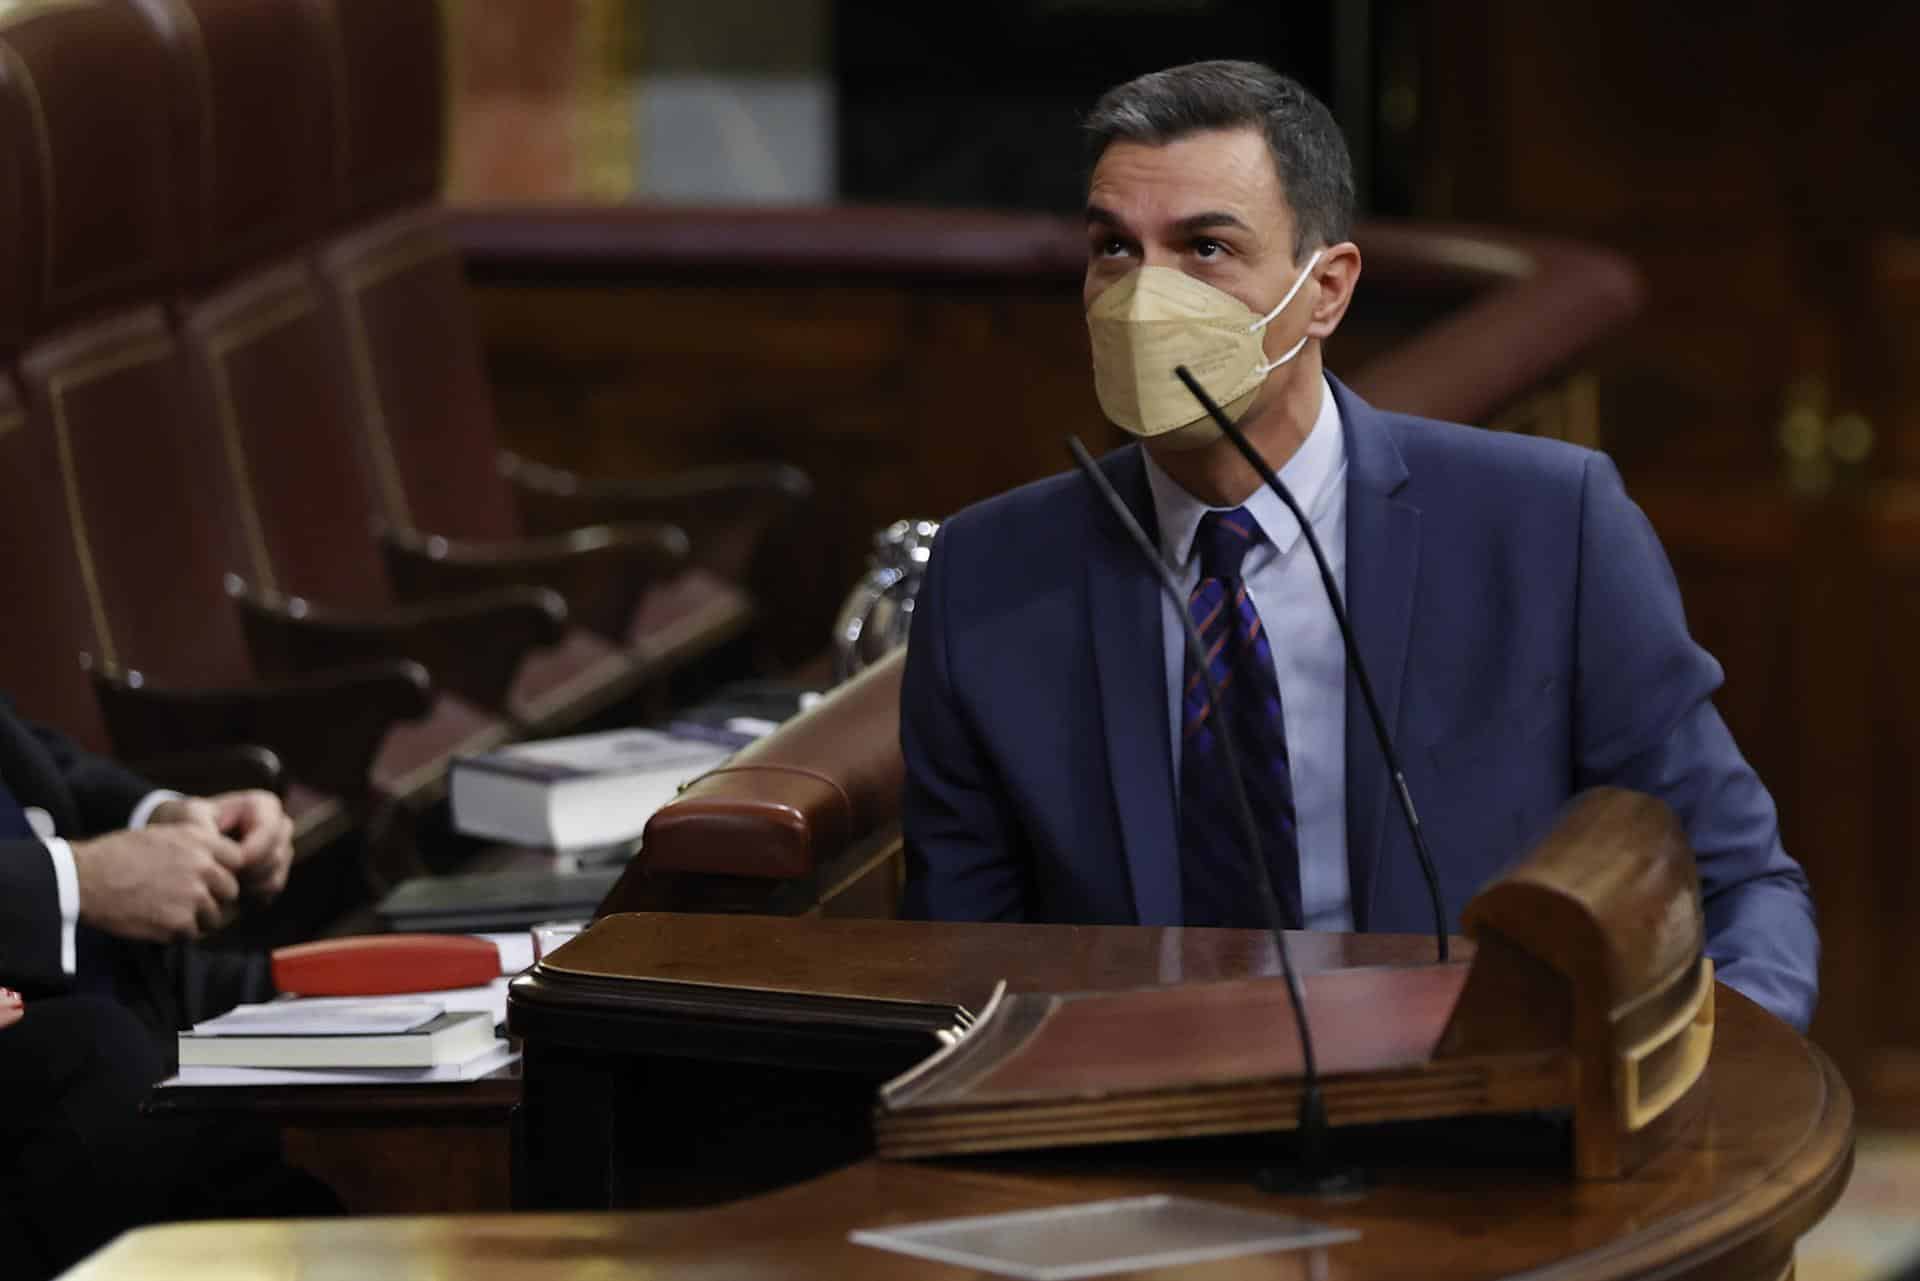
[506, 914, 1460, 1209]
[73, 986, 1849, 1280]
[145, 1067, 522, 1214]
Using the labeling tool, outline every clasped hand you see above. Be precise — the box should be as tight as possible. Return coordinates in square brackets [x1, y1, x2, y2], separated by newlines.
[72, 790, 295, 943]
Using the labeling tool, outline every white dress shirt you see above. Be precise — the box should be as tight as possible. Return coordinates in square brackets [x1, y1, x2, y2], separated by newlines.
[1142, 374, 1352, 931]
[30, 789, 180, 974]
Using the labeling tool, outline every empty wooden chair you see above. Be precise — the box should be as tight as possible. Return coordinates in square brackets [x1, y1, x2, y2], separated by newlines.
[298, 0, 813, 714]
[0, 0, 450, 850]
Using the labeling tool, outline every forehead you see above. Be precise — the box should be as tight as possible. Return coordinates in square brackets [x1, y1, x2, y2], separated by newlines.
[1087, 126, 1290, 233]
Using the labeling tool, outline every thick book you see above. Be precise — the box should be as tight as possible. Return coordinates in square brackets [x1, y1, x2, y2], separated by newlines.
[451, 728, 733, 850]
[177, 1006, 497, 1069]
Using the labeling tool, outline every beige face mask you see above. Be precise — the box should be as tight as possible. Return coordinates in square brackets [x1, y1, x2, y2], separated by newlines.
[1086, 249, 1323, 444]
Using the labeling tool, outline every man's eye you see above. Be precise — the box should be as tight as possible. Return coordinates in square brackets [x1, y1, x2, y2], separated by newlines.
[1192, 238, 1226, 260]
[1094, 237, 1131, 259]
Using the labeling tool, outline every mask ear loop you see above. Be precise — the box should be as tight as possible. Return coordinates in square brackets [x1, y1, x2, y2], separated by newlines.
[1248, 248, 1325, 376]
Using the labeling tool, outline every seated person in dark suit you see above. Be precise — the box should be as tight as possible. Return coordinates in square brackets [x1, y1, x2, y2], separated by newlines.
[0, 695, 332, 1280]
[899, 60, 1818, 1032]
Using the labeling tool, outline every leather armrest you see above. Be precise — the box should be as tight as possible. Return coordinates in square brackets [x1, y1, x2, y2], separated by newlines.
[229, 580, 568, 715]
[502, 454, 813, 584]
[1346, 221, 1644, 425]
[642, 647, 905, 879]
[379, 522, 689, 642]
[88, 658, 433, 800]
[450, 202, 1087, 283]
[130, 745, 285, 799]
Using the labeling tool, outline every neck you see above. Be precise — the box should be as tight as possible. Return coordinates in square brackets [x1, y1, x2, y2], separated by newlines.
[1146, 355, 1324, 507]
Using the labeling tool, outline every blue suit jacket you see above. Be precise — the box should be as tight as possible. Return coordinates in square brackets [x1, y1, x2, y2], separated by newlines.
[899, 377, 1818, 1031]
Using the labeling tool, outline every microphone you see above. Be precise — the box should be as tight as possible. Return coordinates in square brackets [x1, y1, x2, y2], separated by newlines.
[1174, 364, 1449, 964]
[1066, 435, 1361, 1197]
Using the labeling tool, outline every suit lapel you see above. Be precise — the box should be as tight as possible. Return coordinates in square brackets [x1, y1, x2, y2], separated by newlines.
[1086, 446, 1181, 925]
[1331, 377, 1420, 930]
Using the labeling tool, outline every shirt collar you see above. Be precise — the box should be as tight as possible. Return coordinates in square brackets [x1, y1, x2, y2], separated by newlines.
[1141, 373, 1346, 569]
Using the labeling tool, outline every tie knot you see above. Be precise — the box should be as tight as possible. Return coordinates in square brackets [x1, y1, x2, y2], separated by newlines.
[1194, 507, 1265, 581]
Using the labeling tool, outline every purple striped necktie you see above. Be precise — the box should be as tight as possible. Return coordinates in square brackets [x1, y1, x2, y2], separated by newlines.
[1176, 507, 1303, 928]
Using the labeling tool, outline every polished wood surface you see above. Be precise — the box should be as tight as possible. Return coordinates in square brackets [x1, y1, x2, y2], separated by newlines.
[874, 794, 1711, 1173]
[70, 988, 1849, 1281]
[1414, 0, 1920, 1126]
[507, 915, 1464, 1210]
[144, 1068, 521, 1214]
[534, 911, 1463, 1010]
[145, 1067, 520, 1123]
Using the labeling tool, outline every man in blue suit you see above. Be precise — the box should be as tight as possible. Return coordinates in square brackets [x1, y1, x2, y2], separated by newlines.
[898, 60, 1818, 1032]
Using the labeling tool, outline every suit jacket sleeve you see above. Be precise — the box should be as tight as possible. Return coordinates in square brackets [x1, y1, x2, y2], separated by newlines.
[0, 706, 154, 991]
[898, 522, 1032, 921]
[0, 837, 68, 992]
[1572, 454, 1818, 1031]
[23, 716, 155, 835]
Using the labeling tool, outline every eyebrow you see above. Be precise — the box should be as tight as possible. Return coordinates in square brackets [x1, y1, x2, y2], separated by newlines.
[1173, 210, 1253, 234]
[1083, 205, 1253, 236]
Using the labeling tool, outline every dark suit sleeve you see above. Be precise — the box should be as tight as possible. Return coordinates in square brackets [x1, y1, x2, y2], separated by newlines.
[1571, 455, 1818, 1031]
[0, 836, 71, 992]
[898, 524, 1032, 921]
[22, 718, 156, 835]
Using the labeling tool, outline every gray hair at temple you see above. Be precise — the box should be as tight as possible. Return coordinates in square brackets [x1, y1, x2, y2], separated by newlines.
[1084, 60, 1356, 259]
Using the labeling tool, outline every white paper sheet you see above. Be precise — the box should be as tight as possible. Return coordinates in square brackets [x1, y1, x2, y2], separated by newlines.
[190, 998, 443, 1037]
[479, 931, 535, 975]
[429, 977, 512, 1028]
[850, 1195, 1358, 1280]
[160, 1041, 519, 1088]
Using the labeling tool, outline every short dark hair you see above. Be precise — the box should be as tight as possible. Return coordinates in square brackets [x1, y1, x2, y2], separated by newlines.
[1085, 60, 1355, 257]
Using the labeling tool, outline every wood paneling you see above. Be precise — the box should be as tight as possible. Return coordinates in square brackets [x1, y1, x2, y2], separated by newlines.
[474, 277, 1109, 645]
[1417, 1, 1920, 1117]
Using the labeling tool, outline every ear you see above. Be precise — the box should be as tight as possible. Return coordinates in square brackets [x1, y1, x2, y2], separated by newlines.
[1304, 241, 1363, 340]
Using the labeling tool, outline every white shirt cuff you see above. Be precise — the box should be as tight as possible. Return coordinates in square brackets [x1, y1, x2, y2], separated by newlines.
[128, 789, 184, 830]
[44, 837, 79, 976]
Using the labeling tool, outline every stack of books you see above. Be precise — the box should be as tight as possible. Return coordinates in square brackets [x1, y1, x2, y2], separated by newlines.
[171, 992, 517, 1086]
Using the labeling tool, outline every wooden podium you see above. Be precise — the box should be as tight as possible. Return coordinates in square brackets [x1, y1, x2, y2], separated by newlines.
[874, 791, 1721, 1180]
[54, 790, 1834, 1278]
[74, 929, 1850, 1277]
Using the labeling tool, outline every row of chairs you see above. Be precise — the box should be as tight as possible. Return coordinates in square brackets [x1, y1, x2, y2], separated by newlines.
[0, 0, 810, 882]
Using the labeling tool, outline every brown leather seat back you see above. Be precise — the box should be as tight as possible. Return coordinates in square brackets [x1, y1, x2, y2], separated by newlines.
[301, 0, 520, 543]
[0, 3, 190, 339]
[0, 8, 114, 749]
[127, 0, 333, 288]
[143, 0, 392, 608]
[0, 367, 115, 750]
[178, 261, 394, 607]
[2, 1, 255, 693]
[305, 0, 444, 225]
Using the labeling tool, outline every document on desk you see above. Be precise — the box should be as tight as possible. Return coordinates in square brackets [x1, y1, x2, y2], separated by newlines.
[851, 1194, 1357, 1279]
[191, 979, 512, 1035]
[158, 979, 518, 1087]
[189, 999, 444, 1037]
[160, 1041, 519, 1089]
[479, 931, 536, 975]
